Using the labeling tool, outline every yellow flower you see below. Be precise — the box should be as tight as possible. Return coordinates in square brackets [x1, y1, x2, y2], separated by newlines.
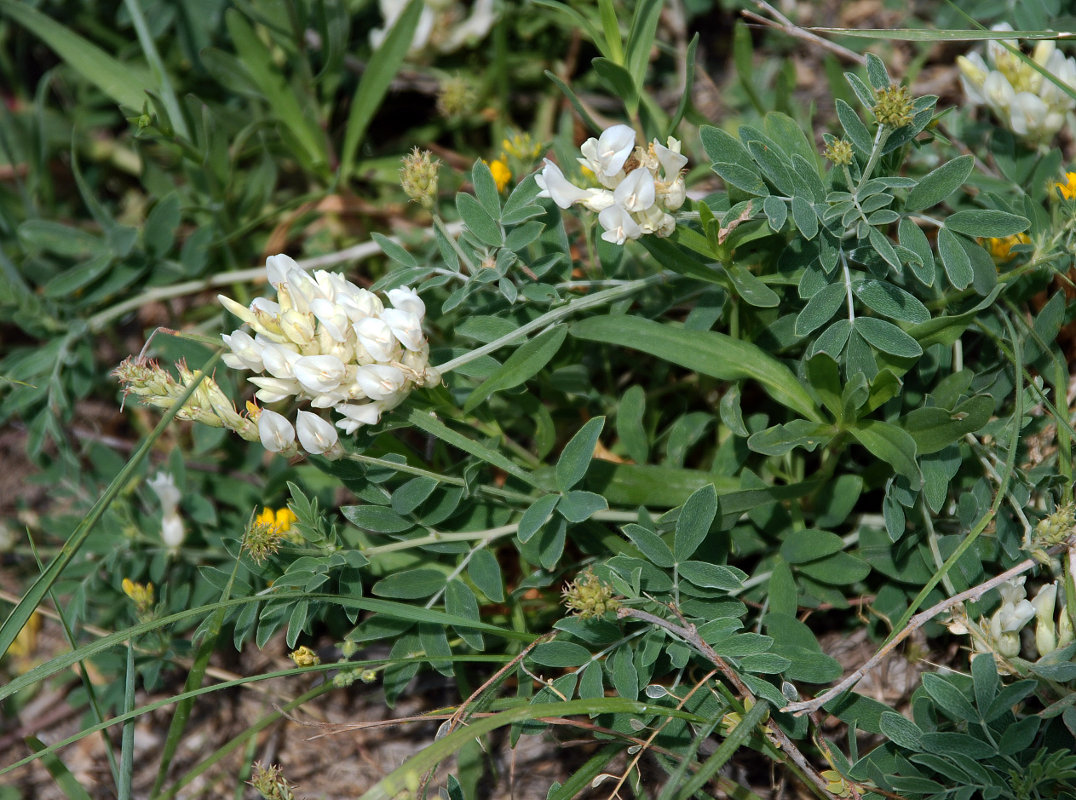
[122, 579, 155, 616]
[488, 158, 511, 191]
[1055, 171, 1076, 200]
[984, 233, 1030, 262]
[255, 506, 297, 535]
[501, 131, 543, 162]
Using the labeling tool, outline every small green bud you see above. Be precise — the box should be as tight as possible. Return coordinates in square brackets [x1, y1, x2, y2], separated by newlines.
[562, 568, 619, 619]
[873, 84, 915, 128]
[249, 762, 297, 800]
[400, 147, 440, 209]
[824, 139, 855, 166]
[1035, 502, 1075, 547]
[436, 74, 476, 119]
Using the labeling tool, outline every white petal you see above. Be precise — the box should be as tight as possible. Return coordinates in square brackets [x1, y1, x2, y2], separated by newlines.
[221, 330, 263, 371]
[293, 354, 347, 394]
[335, 402, 384, 433]
[310, 298, 350, 342]
[598, 205, 642, 245]
[266, 254, 300, 287]
[250, 377, 300, 404]
[387, 286, 426, 317]
[355, 316, 400, 362]
[380, 308, 426, 351]
[260, 341, 301, 379]
[613, 167, 656, 213]
[593, 124, 637, 176]
[147, 472, 181, 512]
[355, 364, 407, 400]
[536, 159, 590, 209]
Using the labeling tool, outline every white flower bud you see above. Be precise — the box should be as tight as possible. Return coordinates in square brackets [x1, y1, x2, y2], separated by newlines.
[258, 408, 296, 453]
[296, 410, 341, 457]
[293, 354, 347, 395]
[1033, 582, 1058, 657]
[280, 309, 316, 346]
[336, 286, 384, 320]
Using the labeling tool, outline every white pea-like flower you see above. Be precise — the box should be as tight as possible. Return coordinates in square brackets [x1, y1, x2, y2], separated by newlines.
[258, 409, 296, 453]
[380, 308, 425, 351]
[296, 410, 341, 458]
[581, 124, 636, 177]
[250, 376, 302, 404]
[266, 254, 300, 286]
[354, 317, 399, 362]
[293, 354, 347, 395]
[536, 159, 592, 209]
[336, 402, 384, 433]
[388, 286, 426, 317]
[355, 364, 407, 400]
[536, 124, 688, 245]
[221, 330, 264, 371]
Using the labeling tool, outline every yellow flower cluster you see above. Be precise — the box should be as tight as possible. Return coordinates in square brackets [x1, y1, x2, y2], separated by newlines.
[244, 506, 301, 564]
[122, 578, 155, 618]
[484, 132, 546, 193]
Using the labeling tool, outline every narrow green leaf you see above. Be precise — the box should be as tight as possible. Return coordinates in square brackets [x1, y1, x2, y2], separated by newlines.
[597, 0, 623, 62]
[905, 155, 973, 211]
[763, 195, 788, 231]
[570, 316, 821, 421]
[0, 0, 152, 110]
[903, 395, 993, 454]
[625, 0, 662, 89]
[791, 195, 818, 239]
[372, 568, 447, 599]
[616, 385, 649, 465]
[340, 0, 422, 176]
[225, 10, 326, 170]
[671, 700, 770, 800]
[25, 737, 93, 800]
[880, 711, 923, 750]
[467, 549, 504, 602]
[835, 99, 872, 154]
[464, 325, 567, 413]
[700, 125, 752, 166]
[593, 57, 638, 109]
[864, 53, 890, 90]
[621, 523, 674, 568]
[726, 261, 780, 307]
[556, 417, 606, 492]
[678, 560, 744, 590]
[712, 161, 768, 195]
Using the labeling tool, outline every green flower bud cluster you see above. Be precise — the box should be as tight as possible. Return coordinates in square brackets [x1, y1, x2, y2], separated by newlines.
[562, 568, 619, 619]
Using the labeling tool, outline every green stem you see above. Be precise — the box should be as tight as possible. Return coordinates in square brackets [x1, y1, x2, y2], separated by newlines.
[434, 272, 669, 375]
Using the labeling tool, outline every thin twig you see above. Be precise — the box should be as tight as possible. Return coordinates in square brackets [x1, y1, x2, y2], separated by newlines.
[618, 606, 840, 800]
[742, 3, 867, 65]
[783, 535, 1076, 715]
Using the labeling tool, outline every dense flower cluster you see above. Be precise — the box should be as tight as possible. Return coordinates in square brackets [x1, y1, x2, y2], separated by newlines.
[957, 26, 1076, 144]
[218, 255, 439, 458]
[966, 576, 1074, 663]
[535, 124, 688, 245]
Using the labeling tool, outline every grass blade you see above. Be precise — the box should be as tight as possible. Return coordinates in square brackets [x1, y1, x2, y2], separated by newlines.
[0, 0, 152, 110]
[340, 0, 423, 178]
